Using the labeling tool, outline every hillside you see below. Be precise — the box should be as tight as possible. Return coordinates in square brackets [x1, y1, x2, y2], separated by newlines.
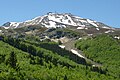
[75, 34, 120, 79]
[0, 35, 119, 80]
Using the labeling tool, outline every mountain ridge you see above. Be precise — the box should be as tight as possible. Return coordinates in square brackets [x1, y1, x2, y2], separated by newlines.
[2, 12, 113, 30]
[1, 12, 120, 39]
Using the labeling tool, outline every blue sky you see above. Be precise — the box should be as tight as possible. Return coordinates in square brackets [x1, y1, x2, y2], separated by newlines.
[0, 0, 120, 28]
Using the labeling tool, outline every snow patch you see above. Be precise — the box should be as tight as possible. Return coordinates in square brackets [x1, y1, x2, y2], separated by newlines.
[78, 37, 82, 40]
[59, 45, 65, 49]
[25, 20, 33, 22]
[73, 16, 83, 19]
[87, 19, 98, 27]
[105, 30, 110, 33]
[85, 27, 88, 30]
[88, 34, 93, 36]
[102, 26, 111, 29]
[92, 65, 96, 67]
[96, 28, 100, 31]
[79, 19, 87, 23]
[105, 30, 114, 33]
[114, 36, 120, 39]
[3, 27, 9, 29]
[71, 49, 84, 58]
[77, 26, 85, 29]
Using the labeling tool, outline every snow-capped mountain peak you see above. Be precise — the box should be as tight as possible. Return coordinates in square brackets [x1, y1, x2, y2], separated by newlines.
[2, 12, 112, 30]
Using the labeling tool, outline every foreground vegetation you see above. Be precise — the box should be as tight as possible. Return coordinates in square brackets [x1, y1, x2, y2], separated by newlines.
[0, 35, 119, 79]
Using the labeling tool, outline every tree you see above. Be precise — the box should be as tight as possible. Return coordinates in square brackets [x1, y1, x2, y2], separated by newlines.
[58, 40, 62, 45]
[64, 75, 68, 80]
[6, 51, 17, 69]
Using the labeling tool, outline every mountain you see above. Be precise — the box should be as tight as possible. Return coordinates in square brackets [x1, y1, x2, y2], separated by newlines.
[0, 12, 120, 79]
[2, 12, 113, 30]
[1, 12, 120, 40]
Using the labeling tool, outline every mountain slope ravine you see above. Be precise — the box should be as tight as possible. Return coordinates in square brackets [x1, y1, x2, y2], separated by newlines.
[61, 39, 102, 67]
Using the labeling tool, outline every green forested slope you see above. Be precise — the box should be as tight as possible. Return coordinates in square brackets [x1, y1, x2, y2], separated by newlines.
[0, 35, 118, 80]
[75, 34, 120, 79]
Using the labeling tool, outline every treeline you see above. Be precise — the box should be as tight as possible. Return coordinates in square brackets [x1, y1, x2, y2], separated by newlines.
[75, 34, 120, 79]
